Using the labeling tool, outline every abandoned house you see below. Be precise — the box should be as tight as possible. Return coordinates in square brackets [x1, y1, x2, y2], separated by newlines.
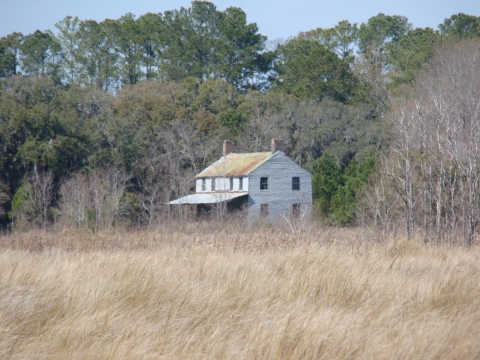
[168, 139, 312, 222]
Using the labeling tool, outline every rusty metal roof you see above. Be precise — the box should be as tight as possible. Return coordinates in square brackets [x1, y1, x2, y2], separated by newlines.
[196, 152, 277, 178]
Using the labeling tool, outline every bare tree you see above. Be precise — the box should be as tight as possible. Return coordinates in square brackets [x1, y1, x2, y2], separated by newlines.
[57, 164, 132, 231]
[244, 103, 278, 152]
[30, 168, 55, 230]
[88, 170, 109, 230]
[137, 131, 168, 226]
[386, 39, 480, 244]
[158, 120, 220, 221]
[58, 173, 90, 228]
[358, 152, 399, 242]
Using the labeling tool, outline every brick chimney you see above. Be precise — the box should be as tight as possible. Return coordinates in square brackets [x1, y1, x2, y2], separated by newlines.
[271, 139, 285, 153]
[223, 140, 234, 156]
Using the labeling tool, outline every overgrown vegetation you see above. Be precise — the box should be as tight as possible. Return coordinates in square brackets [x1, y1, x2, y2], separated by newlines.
[1, 1, 480, 239]
[1, 227, 480, 359]
[313, 152, 375, 224]
[2, 6, 480, 358]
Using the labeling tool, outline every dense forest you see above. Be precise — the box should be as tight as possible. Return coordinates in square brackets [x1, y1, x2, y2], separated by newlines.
[0, 1, 479, 241]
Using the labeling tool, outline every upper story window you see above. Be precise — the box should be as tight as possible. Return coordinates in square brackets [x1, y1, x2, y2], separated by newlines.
[202, 178, 206, 191]
[260, 177, 268, 190]
[292, 177, 300, 190]
[212, 178, 216, 191]
[230, 178, 234, 191]
[239, 177, 243, 191]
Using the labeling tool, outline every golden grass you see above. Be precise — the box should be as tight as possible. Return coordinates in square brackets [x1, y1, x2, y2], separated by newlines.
[1, 226, 480, 359]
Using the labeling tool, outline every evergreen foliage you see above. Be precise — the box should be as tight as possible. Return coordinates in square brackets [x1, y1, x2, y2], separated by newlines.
[313, 152, 375, 224]
[273, 39, 359, 103]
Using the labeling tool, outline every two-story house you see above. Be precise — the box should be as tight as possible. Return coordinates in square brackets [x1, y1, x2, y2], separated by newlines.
[168, 139, 312, 222]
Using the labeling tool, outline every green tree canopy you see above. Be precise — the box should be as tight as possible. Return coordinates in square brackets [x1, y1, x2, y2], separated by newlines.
[20, 30, 62, 82]
[439, 13, 480, 39]
[300, 20, 358, 63]
[0, 32, 23, 77]
[313, 152, 376, 224]
[76, 19, 119, 91]
[55, 16, 81, 85]
[312, 152, 342, 216]
[217, 6, 267, 88]
[274, 39, 359, 103]
[387, 27, 440, 86]
[358, 13, 412, 54]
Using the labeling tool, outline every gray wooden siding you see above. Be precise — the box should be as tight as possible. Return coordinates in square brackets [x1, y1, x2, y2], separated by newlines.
[247, 153, 312, 222]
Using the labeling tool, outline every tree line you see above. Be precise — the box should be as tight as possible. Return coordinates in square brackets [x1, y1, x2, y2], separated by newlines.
[0, 1, 479, 238]
[2, 6, 478, 96]
[0, 2, 270, 91]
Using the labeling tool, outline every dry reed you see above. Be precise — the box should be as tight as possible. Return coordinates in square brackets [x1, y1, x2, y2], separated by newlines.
[1, 225, 479, 359]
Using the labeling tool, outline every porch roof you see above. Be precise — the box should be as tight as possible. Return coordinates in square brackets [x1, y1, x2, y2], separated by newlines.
[167, 192, 248, 205]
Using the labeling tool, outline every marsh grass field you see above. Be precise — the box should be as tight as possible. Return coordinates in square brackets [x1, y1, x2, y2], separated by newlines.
[1, 224, 480, 359]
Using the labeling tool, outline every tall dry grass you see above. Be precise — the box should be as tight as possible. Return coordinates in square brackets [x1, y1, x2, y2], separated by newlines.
[1, 226, 480, 359]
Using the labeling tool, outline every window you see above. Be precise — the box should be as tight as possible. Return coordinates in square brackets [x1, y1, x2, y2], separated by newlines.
[212, 178, 216, 191]
[239, 177, 243, 191]
[292, 177, 300, 191]
[202, 178, 206, 191]
[230, 178, 234, 191]
[260, 177, 268, 190]
[261, 204, 269, 218]
[292, 204, 300, 218]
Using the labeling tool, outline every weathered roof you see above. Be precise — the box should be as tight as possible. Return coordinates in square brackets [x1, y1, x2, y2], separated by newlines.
[196, 152, 277, 178]
[167, 192, 248, 205]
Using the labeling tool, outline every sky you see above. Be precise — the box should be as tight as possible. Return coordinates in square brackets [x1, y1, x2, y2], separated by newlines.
[1, 0, 480, 40]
